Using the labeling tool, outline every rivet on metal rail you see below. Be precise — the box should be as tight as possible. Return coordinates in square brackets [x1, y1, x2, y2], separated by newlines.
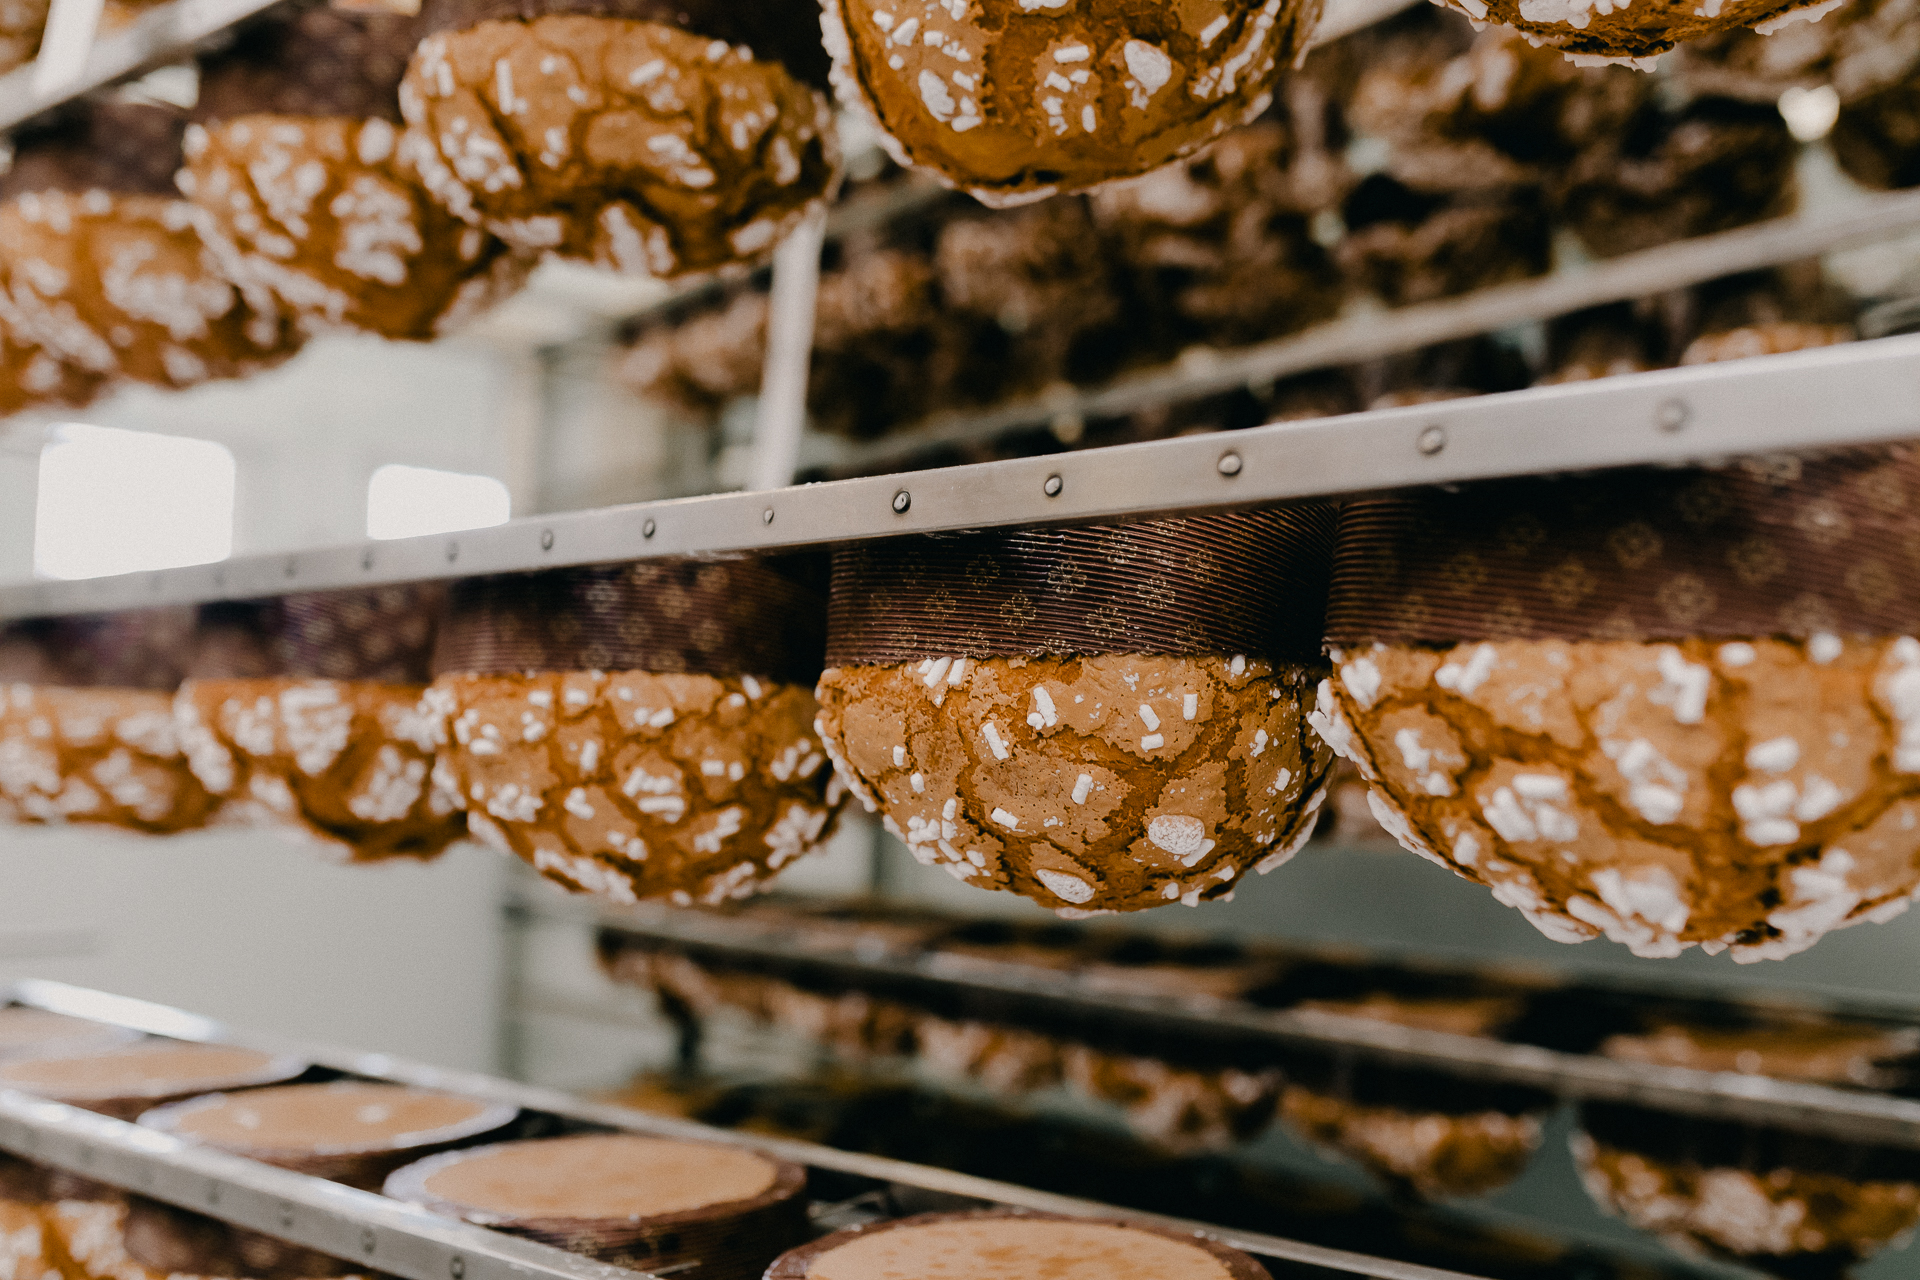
[361, 1229, 376, 1255]
[446, 542, 460, 564]
[1418, 426, 1447, 457]
[762, 509, 775, 526]
[1656, 399, 1691, 433]
[1217, 453, 1243, 477]
[642, 519, 657, 539]
[540, 530, 554, 551]
[450, 1258, 465, 1280]
[206, 1183, 219, 1206]
[1043, 474, 1064, 497]
[360, 550, 374, 571]
[280, 1208, 294, 1230]
[283, 558, 298, 578]
[891, 490, 911, 514]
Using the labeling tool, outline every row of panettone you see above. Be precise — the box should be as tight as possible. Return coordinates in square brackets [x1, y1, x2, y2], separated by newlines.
[0, 563, 846, 909]
[2, 0, 1903, 420]
[601, 907, 1920, 1274]
[17, 312, 1920, 965]
[617, 3, 1851, 443]
[0, 0, 841, 418]
[0, 1007, 1281, 1280]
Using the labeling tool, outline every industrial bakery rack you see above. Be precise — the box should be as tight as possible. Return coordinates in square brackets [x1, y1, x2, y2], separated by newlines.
[3, 330, 1919, 620]
[576, 897, 1920, 1151]
[0, 979, 1520, 1280]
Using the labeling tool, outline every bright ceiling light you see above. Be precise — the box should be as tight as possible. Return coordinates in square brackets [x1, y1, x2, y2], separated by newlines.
[34, 423, 235, 581]
[367, 464, 512, 541]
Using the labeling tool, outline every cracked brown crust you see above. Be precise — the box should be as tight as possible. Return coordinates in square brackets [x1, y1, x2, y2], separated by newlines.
[815, 654, 1331, 915]
[1430, 0, 1841, 63]
[0, 688, 217, 834]
[175, 679, 465, 862]
[821, 0, 1320, 208]
[431, 671, 845, 904]
[397, 15, 839, 278]
[180, 116, 527, 342]
[1315, 635, 1920, 962]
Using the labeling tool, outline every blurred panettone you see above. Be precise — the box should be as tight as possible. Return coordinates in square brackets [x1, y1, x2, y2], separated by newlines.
[399, 0, 840, 278]
[0, 102, 299, 404]
[933, 198, 1129, 394]
[175, 587, 466, 862]
[184, 5, 527, 340]
[0, 608, 215, 835]
[1552, 97, 1797, 259]
[1091, 117, 1346, 351]
[0, 0, 44, 76]
[1336, 174, 1550, 307]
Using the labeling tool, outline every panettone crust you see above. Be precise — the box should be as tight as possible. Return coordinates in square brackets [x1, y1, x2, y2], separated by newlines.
[1429, 0, 1842, 64]
[431, 671, 844, 904]
[181, 115, 526, 340]
[815, 654, 1331, 915]
[0, 192, 294, 393]
[0, 687, 216, 834]
[398, 15, 839, 277]
[1573, 1132, 1920, 1263]
[821, 0, 1319, 207]
[175, 678, 464, 862]
[1315, 636, 1920, 962]
[1280, 1087, 1544, 1199]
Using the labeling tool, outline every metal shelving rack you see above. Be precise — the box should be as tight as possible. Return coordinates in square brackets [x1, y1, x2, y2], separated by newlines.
[4, 331, 1919, 618]
[0, 980, 1503, 1280]
[579, 899, 1920, 1152]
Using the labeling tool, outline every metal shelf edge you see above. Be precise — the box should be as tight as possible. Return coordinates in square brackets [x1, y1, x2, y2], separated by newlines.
[5, 334, 1920, 620]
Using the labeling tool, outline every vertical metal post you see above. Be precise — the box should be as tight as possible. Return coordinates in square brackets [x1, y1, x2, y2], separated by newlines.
[747, 208, 827, 493]
[31, 0, 104, 97]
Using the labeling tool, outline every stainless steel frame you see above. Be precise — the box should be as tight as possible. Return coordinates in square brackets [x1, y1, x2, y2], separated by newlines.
[5, 332, 1920, 621]
[0, 980, 1497, 1280]
[582, 899, 1920, 1152]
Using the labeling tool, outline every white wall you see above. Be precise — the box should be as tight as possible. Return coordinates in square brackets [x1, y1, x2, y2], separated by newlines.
[0, 830, 508, 1070]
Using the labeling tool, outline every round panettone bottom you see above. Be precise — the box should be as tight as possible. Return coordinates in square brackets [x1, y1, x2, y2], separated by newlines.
[387, 1135, 810, 1280]
[815, 654, 1333, 915]
[1314, 635, 1920, 962]
[430, 671, 844, 904]
[766, 1209, 1272, 1279]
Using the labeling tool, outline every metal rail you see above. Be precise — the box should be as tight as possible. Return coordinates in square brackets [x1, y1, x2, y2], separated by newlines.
[6, 333, 1920, 620]
[0, 980, 1499, 1280]
[584, 902, 1920, 1152]
[0, 0, 283, 131]
[801, 184, 1920, 473]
